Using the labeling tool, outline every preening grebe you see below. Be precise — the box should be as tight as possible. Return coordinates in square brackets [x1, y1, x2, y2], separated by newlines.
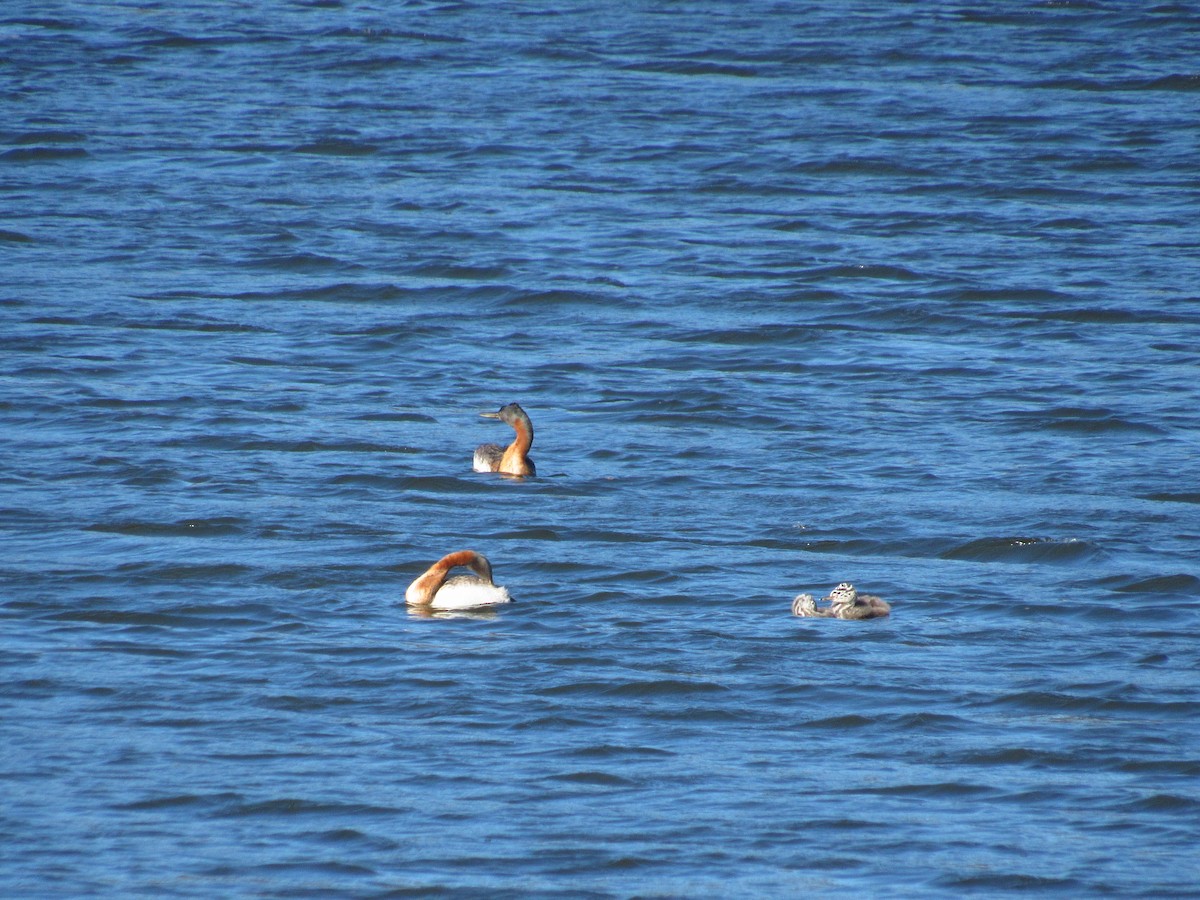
[792, 582, 891, 620]
[473, 402, 535, 476]
[405, 550, 512, 610]
[791, 593, 823, 617]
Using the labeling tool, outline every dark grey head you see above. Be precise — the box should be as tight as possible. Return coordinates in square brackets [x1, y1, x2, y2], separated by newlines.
[480, 403, 530, 426]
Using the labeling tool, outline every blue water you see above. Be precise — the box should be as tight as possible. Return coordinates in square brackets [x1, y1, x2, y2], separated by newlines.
[3, 2, 1200, 896]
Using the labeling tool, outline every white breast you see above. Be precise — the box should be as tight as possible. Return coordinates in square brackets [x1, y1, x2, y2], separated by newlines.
[429, 576, 512, 610]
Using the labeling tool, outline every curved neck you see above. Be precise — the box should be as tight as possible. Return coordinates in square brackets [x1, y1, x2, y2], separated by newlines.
[406, 551, 489, 603]
[507, 415, 533, 454]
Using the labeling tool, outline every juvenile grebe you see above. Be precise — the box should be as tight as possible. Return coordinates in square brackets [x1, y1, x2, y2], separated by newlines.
[791, 593, 826, 617]
[473, 402, 535, 476]
[405, 550, 512, 610]
[792, 582, 891, 620]
[826, 582, 859, 611]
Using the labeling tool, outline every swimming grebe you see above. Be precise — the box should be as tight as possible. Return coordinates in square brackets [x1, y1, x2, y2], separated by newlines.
[792, 582, 891, 620]
[791, 593, 824, 617]
[473, 402, 535, 476]
[826, 582, 859, 612]
[405, 550, 512, 610]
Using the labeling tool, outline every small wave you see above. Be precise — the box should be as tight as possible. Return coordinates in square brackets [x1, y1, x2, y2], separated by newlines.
[237, 438, 410, 454]
[448, 141, 526, 161]
[521, 43, 603, 64]
[892, 712, 967, 731]
[322, 26, 466, 44]
[536, 681, 613, 698]
[1034, 217, 1099, 230]
[114, 561, 255, 581]
[117, 792, 241, 811]
[606, 679, 728, 698]
[1120, 758, 1200, 777]
[789, 157, 932, 178]
[802, 263, 925, 282]
[803, 714, 875, 729]
[497, 288, 620, 308]
[493, 527, 562, 541]
[13, 129, 85, 145]
[1120, 793, 1200, 813]
[87, 517, 245, 537]
[1034, 73, 1200, 92]
[225, 281, 413, 303]
[940, 873, 1083, 892]
[512, 714, 595, 729]
[941, 287, 1071, 303]
[671, 324, 819, 346]
[769, 218, 819, 233]
[61, 307, 268, 333]
[1021, 307, 1179, 325]
[101, 53, 147, 67]
[955, 746, 1047, 766]
[594, 389, 746, 416]
[227, 355, 284, 367]
[1139, 492, 1200, 505]
[792, 536, 938, 560]
[986, 690, 1197, 715]
[567, 744, 675, 760]
[546, 770, 637, 787]
[139, 318, 270, 334]
[310, 828, 397, 850]
[3, 17, 78, 30]
[1140, 73, 1200, 92]
[331, 474, 483, 493]
[848, 781, 994, 798]
[1003, 406, 1163, 435]
[240, 252, 349, 272]
[1, 146, 88, 162]
[570, 530, 666, 546]
[621, 60, 759, 78]
[293, 138, 379, 156]
[128, 28, 219, 50]
[215, 798, 401, 818]
[1110, 573, 1200, 596]
[47, 608, 202, 627]
[406, 262, 509, 280]
[258, 694, 356, 712]
[353, 411, 437, 423]
[82, 395, 196, 410]
[217, 141, 290, 154]
[941, 536, 1098, 564]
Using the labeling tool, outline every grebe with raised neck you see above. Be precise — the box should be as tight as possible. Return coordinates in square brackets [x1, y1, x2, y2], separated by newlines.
[405, 550, 512, 610]
[792, 582, 891, 620]
[473, 402, 535, 476]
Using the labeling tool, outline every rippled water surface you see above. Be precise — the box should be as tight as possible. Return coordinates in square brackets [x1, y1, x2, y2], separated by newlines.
[3, 2, 1200, 896]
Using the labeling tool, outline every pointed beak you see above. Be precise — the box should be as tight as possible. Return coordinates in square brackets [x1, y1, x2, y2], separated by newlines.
[479, 410, 502, 419]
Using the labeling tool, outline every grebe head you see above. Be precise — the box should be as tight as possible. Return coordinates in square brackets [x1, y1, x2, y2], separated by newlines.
[463, 551, 493, 583]
[480, 402, 530, 427]
[826, 582, 858, 605]
[791, 593, 819, 617]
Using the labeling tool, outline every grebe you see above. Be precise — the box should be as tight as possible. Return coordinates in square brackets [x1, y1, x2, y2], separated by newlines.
[826, 582, 859, 611]
[791, 593, 826, 617]
[473, 402, 535, 476]
[792, 582, 891, 620]
[405, 550, 512, 610]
